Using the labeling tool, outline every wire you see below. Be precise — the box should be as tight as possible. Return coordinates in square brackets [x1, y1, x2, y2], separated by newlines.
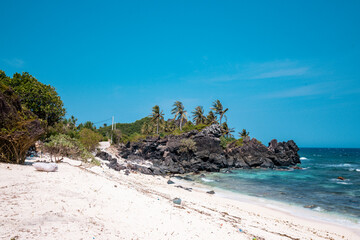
[93, 118, 113, 125]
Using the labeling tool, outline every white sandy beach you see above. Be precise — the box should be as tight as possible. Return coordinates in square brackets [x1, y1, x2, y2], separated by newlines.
[1, 159, 359, 240]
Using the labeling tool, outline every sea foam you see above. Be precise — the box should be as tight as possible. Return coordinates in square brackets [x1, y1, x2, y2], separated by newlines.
[201, 178, 214, 183]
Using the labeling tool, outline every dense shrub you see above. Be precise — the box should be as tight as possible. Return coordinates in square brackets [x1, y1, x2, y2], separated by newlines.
[2, 71, 65, 126]
[220, 136, 236, 148]
[179, 139, 197, 153]
[42, 134, 92, 161]
[79, 128, 102, 152]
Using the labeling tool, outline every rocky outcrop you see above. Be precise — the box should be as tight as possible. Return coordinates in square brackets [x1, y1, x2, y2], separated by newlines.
[113, 124, 300, 175]
[0, 84, 45, 164]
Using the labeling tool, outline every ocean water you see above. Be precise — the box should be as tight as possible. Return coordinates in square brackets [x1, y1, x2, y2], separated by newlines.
[191, 148, 360, 223]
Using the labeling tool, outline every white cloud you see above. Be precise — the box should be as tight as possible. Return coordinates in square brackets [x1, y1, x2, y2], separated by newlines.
[251, 67, 309, 79]
[185, 60, 311, 83]
[3, 58, 24, 68]
[262, 83, 328, 99]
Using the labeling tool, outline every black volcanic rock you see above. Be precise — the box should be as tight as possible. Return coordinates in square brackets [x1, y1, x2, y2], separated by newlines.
[113, 124, 300, 175]
[96, 151, 112, 161]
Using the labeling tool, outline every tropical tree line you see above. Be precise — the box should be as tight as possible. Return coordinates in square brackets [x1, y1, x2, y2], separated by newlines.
[143, 100, 250, 141]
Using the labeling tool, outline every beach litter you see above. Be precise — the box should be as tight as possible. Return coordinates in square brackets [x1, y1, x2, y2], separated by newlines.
[32, 162, 58, 172]
[167, 179, 175, 184]
[172, 198, 181, 205]
[206, 190, 215, 194]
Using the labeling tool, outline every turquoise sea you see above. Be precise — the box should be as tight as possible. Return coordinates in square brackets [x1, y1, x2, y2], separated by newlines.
[190, 148, 360, 223]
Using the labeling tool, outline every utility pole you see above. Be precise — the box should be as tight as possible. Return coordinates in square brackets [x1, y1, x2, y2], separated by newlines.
[111, 116, 114, 144]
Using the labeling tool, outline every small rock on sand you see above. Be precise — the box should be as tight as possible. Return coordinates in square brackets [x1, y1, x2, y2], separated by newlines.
[173, 198, 181, 205]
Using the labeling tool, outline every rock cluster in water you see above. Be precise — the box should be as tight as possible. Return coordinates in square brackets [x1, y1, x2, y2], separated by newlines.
[100, 124, 300, 175]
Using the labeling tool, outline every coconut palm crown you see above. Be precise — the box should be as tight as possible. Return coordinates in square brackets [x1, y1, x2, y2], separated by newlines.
[206, 111, 218, 125]
[171, 101, 187, 131]
[239, 129, 250, 138]
[150, 105, 164, 134]
[221, 122, 235, 138]
[192, 106, 206, 125]
[210, 99, 228, 125]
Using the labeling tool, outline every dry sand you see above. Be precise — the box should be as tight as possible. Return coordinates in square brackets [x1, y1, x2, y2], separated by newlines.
[0, 159, 359, 240]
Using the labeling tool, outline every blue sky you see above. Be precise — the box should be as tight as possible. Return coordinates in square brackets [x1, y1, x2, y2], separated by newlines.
[1, 0, 360, 147]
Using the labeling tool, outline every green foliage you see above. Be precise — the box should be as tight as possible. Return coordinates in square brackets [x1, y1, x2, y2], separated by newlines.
[221, 122, 235, 138]
[0, 76, 45, 164]
[3, 72, 65, 126]
[120, 132, 147, 143]
[235, 138, 244, 147]
[79, 128, 102, 151]
[179, 139, 197, 153]
[46, 115, 79, 139]
[220, 136, 236, 148]
[141, 121, 153, 135]
[211, 99, 228, 125]
[206, 111, 217, 124]
[182, 123, 208, 132]
[91, 158, 101, 166]
[192, 106, 206, 125]
[43, 134, 92, 161]
[239, 129, 250, 138]
[98, 117, 151, 144]
[172, 101, 187, 130]
[114, 117, 151, 136]
[110, 129, 121, 144]
[150, 105, 164, 135]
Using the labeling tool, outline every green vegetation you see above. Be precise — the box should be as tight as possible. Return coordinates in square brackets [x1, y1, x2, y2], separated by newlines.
[79, 128, 103, 152]
[220, 136, 237, 148]
[150, 105, 164, 135]
[1, 71, 65, 126]
[179, 139, 197, 153]
[221, 122, 235, 138]
[192, 106, 206, 125]
[1, 69, 255, 164]
[42, 134, 93, 161]
[239, 129, 250, 138]
[0, 77, 45, 164]
[211, 99, 228, 125]
[172, 101, 187, 131]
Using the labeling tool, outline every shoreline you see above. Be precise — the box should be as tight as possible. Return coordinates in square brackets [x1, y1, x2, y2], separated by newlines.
[1, 159, 359, 239]
[172, 176, 360, 235]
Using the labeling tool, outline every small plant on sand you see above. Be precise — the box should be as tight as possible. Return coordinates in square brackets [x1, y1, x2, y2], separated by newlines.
[42, 134, 92, 161]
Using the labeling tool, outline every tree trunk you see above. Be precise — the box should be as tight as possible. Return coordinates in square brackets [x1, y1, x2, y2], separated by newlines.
[157, 118, 159, 135]
[180, 117, 183, 131]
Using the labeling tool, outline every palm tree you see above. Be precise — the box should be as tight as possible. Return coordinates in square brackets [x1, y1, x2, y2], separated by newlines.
[192, 106, 206, 125]
[171, 101, 187, 131]
[221, 122, 235, 138]
[150, 105, 164, 135]
[239, 129, 250, 138]
[206, 111, 218, 125]
[210, 100, 228, 125]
